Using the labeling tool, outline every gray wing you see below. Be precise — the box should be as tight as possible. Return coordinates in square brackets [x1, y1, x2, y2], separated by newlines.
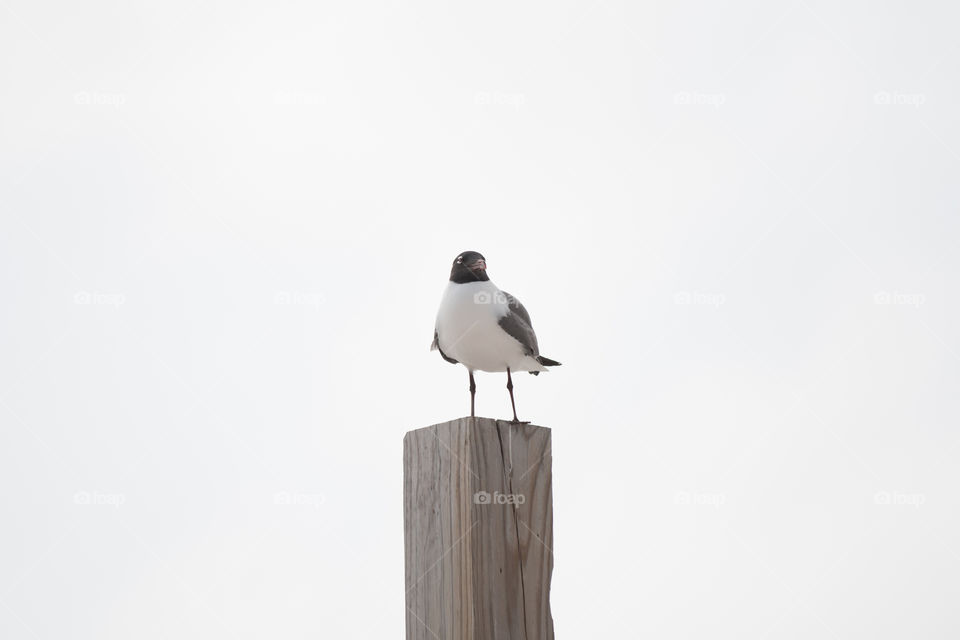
[498, 291, 539, 357]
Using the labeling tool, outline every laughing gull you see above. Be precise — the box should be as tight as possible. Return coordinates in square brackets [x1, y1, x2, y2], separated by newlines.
[431, 251, 561, 422]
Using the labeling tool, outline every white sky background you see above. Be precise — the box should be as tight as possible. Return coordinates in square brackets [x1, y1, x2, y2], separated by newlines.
[2, 0, 959, 637]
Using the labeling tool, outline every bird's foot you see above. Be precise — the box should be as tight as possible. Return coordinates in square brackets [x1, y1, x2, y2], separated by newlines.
[508, 418, 531, 424]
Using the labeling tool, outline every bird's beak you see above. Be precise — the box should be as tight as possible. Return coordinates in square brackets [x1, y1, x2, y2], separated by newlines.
[469, 259, 486, 271]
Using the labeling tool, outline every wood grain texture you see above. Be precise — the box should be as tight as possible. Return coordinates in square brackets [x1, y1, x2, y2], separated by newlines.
[404, 417, 554, 640]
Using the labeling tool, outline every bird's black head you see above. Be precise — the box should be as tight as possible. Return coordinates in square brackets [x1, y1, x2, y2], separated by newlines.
[449, 251, 490, 283]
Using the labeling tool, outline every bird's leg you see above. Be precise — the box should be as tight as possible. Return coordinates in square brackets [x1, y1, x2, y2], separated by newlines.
[469, 371, 476, 418]
[506, 367, 523, 423]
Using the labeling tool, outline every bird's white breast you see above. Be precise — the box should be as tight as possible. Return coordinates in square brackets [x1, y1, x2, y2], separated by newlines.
[435, 281, 536, 373]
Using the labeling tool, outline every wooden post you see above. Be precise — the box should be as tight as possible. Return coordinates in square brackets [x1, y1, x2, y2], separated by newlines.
[404, 417, 554, 640]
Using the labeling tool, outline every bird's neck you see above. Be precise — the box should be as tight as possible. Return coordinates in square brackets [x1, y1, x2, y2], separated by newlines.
[449, 271, 490, 284]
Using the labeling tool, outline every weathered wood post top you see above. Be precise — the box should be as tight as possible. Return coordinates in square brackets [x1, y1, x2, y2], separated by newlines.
[404, 417, 554, 640]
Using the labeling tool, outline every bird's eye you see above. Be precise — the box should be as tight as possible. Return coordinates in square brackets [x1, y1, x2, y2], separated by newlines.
[456, 256, 463, 263]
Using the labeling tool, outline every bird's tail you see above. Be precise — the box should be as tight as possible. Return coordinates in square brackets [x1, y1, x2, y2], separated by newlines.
[529, 355, 561, 375]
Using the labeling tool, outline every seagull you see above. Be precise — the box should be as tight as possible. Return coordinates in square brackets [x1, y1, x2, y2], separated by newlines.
[431, 251, 561, 422]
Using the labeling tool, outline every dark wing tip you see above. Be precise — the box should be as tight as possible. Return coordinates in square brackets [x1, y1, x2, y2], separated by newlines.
[432, 331, 459, 364]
